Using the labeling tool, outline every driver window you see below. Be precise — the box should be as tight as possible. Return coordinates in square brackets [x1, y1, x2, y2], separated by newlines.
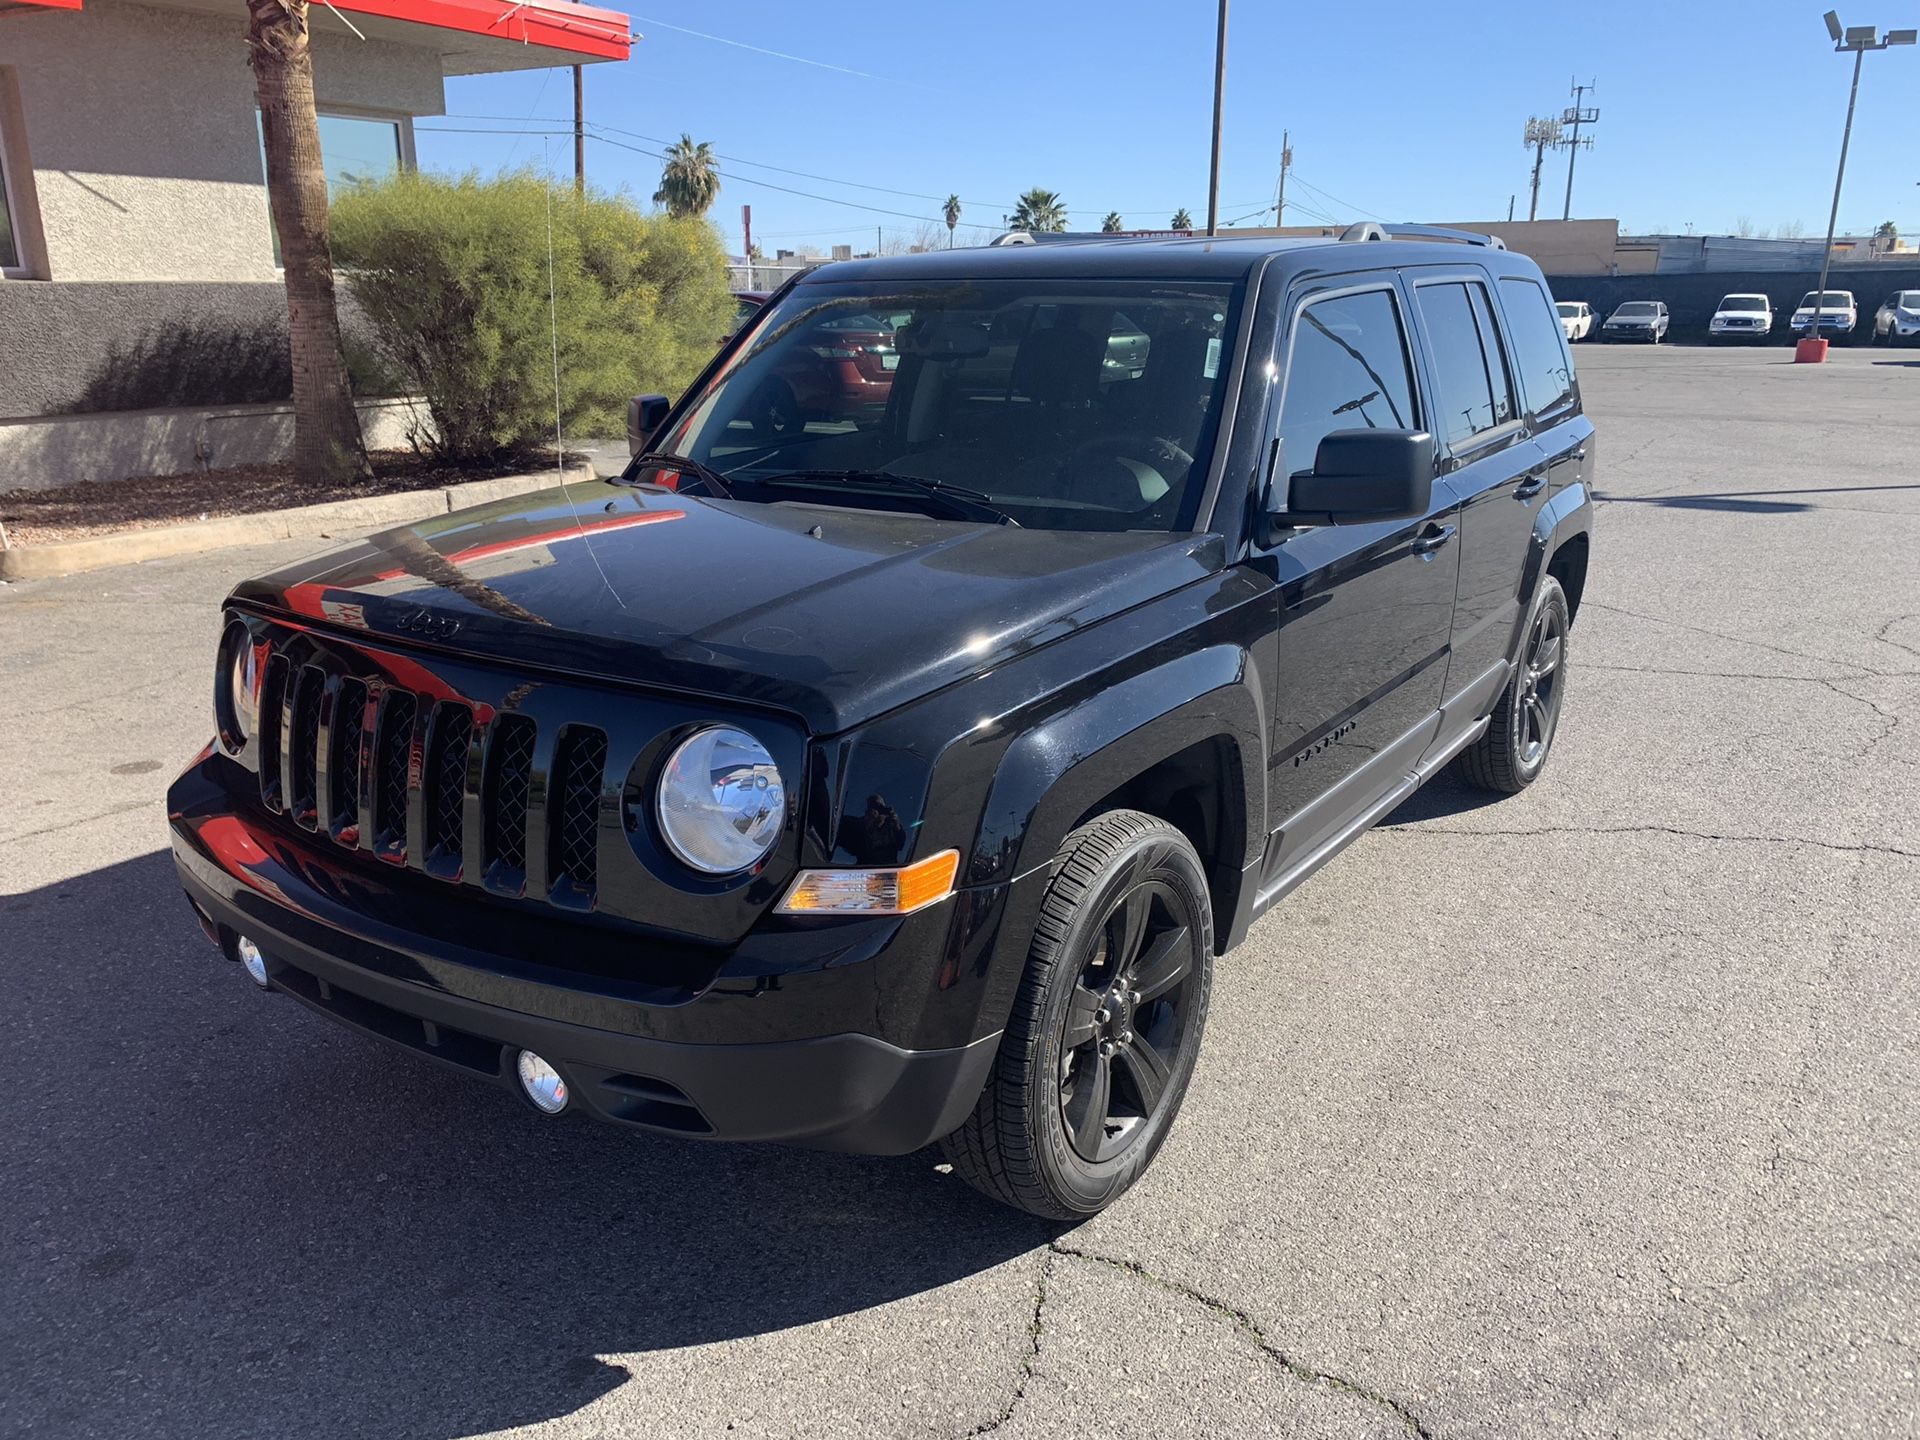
[1277, 288, 1419, 487]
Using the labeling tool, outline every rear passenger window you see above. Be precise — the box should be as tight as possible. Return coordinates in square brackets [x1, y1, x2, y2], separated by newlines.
[1278, 288, 1418, 479]
[1501, 278, 1576, 416]
[1416, 280, 1516, 450]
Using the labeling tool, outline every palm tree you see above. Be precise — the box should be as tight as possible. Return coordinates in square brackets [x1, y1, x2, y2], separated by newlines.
[654, 135, 720, 217]
[1102, 212, 1124, 233]
[943, 194, 962, 247]
[1873, 220, 1898, 254]
[1011, 188, 1068, 233]
[246, 0, 368, 484]
[1171, 208, 1194, 232]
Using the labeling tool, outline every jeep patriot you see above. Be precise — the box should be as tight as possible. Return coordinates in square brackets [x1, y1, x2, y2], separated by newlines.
[170, 225, 1594, 1218]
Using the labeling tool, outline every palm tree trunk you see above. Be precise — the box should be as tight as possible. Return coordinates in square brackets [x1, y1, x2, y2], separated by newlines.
[247, 0, 370, 484]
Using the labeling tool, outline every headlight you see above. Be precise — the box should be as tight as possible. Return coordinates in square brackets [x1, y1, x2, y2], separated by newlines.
[655, 726, 786, 874]
[215, 621, 257, 752]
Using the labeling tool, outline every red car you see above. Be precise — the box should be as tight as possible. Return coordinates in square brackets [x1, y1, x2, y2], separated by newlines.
[743, 307, 898, 439]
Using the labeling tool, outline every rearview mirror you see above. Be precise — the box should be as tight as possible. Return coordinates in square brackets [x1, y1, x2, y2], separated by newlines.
[1280, 429, 1435, 527]
[894, 319, 990, 360]
[626, 393, 672, 456]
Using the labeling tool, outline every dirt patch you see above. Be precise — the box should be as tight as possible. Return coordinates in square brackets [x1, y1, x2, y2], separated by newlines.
[0, 449, 581, 547]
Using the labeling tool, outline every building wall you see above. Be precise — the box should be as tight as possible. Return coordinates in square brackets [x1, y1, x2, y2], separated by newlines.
[1, 0, 442, 284]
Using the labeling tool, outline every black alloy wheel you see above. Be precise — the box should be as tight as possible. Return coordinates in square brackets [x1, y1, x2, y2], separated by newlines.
[941, 810, 1214, 1219]
[1514, 596, 1567, 769]
[1454, 573, 1571, 795]
[1057, 872, 1199, 1164]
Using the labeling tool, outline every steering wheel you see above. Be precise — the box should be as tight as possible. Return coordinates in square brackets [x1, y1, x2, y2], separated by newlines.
[1062, 432, 1196, 508]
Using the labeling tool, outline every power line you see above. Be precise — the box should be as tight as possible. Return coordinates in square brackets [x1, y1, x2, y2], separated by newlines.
[1287, 172, 1389, 222]
[429, 117, 1275, 230]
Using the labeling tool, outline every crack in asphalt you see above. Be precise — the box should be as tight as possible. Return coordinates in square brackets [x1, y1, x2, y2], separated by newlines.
[1031, 1243, 1432, 1438]
[1583, 601, 1899, 679]
[1379, 823, 1920, 861]
[965, 1249, 1052, 1437]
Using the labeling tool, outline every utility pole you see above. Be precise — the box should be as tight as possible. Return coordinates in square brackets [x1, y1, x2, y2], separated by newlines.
[572, 66, 585, 194]
[1559, 79, 1599, 221]
[1522, 115, 1560, 221]
[1508, 194, 1516, 222]
[1275, 129, 1291, 227]
[1206, 0, 1228, 236]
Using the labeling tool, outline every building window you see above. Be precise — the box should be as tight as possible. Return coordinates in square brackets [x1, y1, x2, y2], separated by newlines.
[0, 72, 31, 277]
[257, 110, 405, 261]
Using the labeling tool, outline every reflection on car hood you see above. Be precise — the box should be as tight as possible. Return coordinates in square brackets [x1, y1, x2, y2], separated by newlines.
[230, 480, 1224, 734]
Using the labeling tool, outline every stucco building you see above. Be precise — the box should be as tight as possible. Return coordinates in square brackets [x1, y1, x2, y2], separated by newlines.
[0, 0, 630, 487]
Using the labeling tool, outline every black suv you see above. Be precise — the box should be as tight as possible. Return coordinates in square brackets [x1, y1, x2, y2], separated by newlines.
[170, 227, 1593, 1219]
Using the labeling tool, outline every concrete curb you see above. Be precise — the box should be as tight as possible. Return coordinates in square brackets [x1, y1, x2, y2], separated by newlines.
[0, 463, 593, 582]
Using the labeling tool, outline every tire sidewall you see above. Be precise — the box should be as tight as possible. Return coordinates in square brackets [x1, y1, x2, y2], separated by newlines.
[1030, 824, 1214, 1215]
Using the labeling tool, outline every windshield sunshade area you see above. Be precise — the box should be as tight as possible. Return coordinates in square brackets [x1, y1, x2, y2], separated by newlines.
[644, 278, 1244, 534]
[1719, 297, 1767, 312]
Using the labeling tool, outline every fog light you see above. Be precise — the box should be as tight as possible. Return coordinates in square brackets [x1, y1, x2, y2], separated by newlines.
[235, 935, 270, 988]
[515, 1050, 569, 1114]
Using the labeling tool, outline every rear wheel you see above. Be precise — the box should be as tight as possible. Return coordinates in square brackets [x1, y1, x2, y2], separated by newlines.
[940, 811, 1213, 1219]
[1454, 575, 1570, 795]
[748, 381, 801, 440]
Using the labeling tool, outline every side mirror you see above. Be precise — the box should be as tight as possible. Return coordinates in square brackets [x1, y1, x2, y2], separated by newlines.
[1277, 429, 1435, 528]
[626, 393, 672, 457]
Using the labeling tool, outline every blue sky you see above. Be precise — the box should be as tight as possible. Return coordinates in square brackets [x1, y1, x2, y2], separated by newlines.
[415, 1, 1920, 255]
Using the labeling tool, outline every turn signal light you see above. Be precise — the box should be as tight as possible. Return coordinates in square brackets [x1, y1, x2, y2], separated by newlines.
[776, 849, 960, 916]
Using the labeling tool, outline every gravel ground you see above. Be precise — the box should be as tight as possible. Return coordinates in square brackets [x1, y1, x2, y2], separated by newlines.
[1, 345, 1915, 1439]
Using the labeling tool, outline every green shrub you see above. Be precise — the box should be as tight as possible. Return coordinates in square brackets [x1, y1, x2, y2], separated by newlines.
[330, 171, 734, 462]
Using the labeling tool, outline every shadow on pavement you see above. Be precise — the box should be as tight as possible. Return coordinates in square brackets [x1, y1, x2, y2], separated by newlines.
[2, 850, 1054, 1440]
[1376, 774, 1510, 826]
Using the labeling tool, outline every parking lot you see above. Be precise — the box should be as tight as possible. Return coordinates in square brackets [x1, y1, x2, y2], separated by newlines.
[2, 344, 1916, 1439]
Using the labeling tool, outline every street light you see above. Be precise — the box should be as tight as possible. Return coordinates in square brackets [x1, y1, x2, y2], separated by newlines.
[1801, 11, 1915, 359]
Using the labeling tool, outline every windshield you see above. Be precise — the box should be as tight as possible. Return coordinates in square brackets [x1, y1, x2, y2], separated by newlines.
[1555, 302, 1581, 317]
[1896, 292, 1920, 307]
[646, 277, 1244, 533]
[1719, 296, 1767, 312]
[1613, 303, 1657, 317]
[1800, 292, 1850, 307]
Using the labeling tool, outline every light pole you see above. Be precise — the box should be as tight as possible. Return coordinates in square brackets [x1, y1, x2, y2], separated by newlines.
[1206, 0, 1228, 237]
[1803, 11, 1915, 358]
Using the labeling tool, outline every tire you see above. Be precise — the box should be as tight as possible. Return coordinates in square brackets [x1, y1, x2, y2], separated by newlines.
[940, 810, 1214, 1220]
[1453, 575, 1571, 795]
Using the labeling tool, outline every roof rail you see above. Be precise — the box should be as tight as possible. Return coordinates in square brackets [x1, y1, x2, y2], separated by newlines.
[1339, 221, 1507, 250]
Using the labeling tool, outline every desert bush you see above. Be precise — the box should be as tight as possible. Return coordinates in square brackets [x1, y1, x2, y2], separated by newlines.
[330, 171, 734, 461]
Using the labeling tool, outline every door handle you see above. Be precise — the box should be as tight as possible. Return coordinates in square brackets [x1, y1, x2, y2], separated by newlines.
[1412, 523, 1457, 555]
[1515, 475, 1547, 500]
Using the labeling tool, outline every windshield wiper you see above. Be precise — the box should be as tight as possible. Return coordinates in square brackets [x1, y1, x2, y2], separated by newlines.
[626, 451, 734, 498]
[748, 469, 1020, 526]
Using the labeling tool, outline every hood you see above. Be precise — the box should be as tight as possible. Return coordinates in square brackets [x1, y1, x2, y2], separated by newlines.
[232, 479, 1225, 734]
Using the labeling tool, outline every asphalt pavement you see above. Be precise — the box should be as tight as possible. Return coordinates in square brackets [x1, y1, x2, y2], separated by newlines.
[3, 344, 1916, 1438]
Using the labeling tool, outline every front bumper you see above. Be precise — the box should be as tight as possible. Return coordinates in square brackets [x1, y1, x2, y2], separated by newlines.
[170, 768, 1013, 1155]
[1602, 326, 1656, 341]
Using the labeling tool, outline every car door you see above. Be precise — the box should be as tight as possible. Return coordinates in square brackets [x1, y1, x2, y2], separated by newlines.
[1254, 273, 1463, 887]
[1409, 271, 1542, 714]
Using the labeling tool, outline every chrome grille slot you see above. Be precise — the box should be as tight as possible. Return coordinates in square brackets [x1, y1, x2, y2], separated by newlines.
[548, 726, 607, 907]
[483, 713, 536, 892]
[424, 702, 474, 877]
[289, 665, 325, 829]
[329, 677, 369, 844]
[258, 653, 289, 811]
[373, 690, 417, 857]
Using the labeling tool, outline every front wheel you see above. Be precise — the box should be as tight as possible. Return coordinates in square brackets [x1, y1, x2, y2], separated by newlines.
[1454, 575, 1570, 794]
[940, 811, 1214, 1219]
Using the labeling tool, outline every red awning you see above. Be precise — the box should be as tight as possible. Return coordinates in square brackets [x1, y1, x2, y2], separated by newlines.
[0, 0, 632, 69]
